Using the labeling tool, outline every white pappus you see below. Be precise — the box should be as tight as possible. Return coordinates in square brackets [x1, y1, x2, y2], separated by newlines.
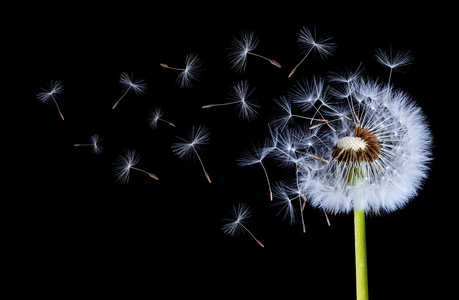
[74, 134, 103, 155]
[171, 125, 212, 183]
[36, 80, 65, 120]
[160, 53, 204, 88]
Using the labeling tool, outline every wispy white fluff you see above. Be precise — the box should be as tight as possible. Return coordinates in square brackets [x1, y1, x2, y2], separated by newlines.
[227, 80, 259, 120]
[171, 125, 210, 162]
[119, 72, 147, 95]
[113, 149, 140, 184]
[221, 203, 253, 236]
[270, 75, 432, 215]
[272, 181, 297, 225]
[172, 125, 212, 183]
[227, 31, 259, 73]
[221, 203, 264, 247]
[36, 80, 64, 104]
[113, 149, 159, 183]
[177, 53, 204, 88]
[375, 46, 413, 71]
[148, 107, 175, 129]
[36, 80, 65, 119]
[202, 80, 259, 121]
[297, 27, 336, 59]
[74, 134, 103, 155]
[238, 141, 274, 200]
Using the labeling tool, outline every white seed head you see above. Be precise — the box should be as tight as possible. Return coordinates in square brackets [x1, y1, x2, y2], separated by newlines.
[337, 136, 367, 152]
[270, 76, 432, 215]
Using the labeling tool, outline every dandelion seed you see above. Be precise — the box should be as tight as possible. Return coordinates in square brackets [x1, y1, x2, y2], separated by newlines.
[202, 80, 259, 121]
[36, 80, 65, 120]
[222, 203, 264, 248]
[375, 46, 414, 104]
[74, 134, 103, 154]
[160, 53, 203, 88]
[227, 31, 281, 73]
[289, 27, 336, 78]
[329, 63, 365, 86]
[113, 149, 158, 184]
[171, 125, 211, 183]
[375, 46, 413, 73]
[238, 143, 274, 200]
[272, 181, 298, 226]
[112, 72, 147, 109]
[148, 108, 175, 129]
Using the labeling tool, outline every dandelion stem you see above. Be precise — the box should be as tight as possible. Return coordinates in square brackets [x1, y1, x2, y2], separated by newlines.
[354, 209, 369, 300]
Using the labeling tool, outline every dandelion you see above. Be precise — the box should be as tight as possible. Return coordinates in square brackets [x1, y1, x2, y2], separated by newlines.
[112, 72, 147, 109]
[171, 125, 211, 183]
[268, 71, 432, 299]
[160, 53, 203, 88]
[227, 31, 281, 73]
[74, 134, 103, 154]
[114, 149, 159, 184]
[238, 142, 274, 201]
[148, 108, 175, 129]
[202, 80, 259, 121]
[288, 27, 336, 78]
[222, 203, 264, 248]
[36, 80, 65, 120]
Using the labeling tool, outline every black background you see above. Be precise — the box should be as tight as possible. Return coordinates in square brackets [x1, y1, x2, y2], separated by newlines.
[17, 2, 452, 299]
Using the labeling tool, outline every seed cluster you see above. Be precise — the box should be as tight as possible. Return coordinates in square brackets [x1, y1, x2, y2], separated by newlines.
[331, 124, 381, 163]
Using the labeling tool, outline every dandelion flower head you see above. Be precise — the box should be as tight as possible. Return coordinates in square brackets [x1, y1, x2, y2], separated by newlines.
[271, 74, 432, 215]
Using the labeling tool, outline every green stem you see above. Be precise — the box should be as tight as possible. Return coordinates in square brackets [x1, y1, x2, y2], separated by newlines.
[354, 209, 369, 300]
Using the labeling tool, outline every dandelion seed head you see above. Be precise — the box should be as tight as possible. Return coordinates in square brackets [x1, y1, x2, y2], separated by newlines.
[271, 76, 432, 215]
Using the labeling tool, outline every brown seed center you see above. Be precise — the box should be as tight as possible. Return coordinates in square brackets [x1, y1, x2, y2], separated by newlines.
[331, 125, 381, 163]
